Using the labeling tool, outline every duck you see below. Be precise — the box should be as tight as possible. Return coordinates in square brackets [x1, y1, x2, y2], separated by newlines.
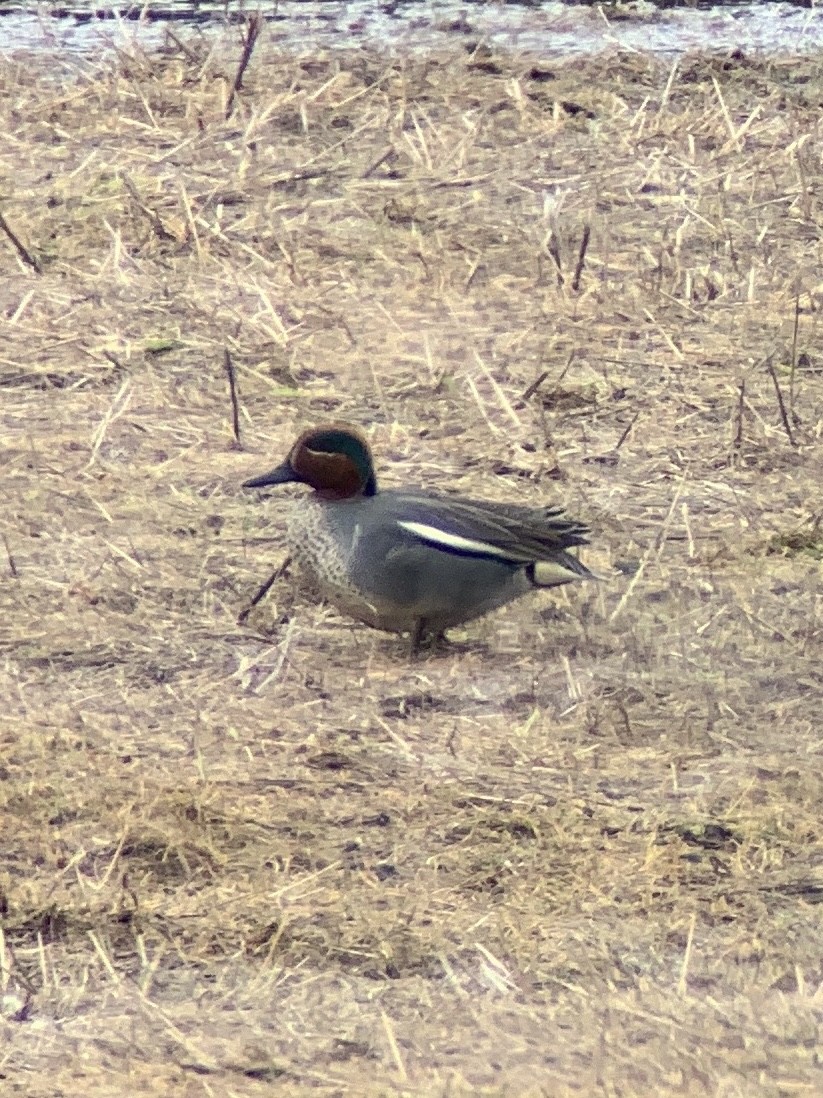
[243, 423, 592, 651]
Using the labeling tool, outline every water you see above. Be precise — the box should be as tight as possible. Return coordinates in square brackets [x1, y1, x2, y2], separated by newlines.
[0, 1, 821, 57]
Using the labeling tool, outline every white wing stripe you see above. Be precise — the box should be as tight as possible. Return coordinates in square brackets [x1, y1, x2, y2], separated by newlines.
[398, 519, 516, 561]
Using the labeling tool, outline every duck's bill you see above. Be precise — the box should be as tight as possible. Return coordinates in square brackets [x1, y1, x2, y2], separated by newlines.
[243, 461, 294, 489]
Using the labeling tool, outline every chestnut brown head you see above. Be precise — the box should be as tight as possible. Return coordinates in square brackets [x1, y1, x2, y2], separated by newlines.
[243, 424, 377, 500]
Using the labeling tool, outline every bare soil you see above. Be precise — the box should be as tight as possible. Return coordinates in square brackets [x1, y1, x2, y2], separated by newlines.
[1, 30, 822, 1097]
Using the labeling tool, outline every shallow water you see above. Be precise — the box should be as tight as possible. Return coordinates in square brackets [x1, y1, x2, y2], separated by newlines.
[1, 1, 822, 58]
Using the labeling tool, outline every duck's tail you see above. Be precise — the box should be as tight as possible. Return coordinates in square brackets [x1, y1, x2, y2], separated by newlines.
[531, 552, 596, 588]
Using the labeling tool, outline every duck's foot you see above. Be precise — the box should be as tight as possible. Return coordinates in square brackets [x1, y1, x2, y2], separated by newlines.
[410, 619, 449, 657]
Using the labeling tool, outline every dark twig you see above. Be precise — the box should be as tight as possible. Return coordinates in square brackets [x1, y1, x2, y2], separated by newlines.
[521, 350, 577, 405]
[238, 558, 292, 625]
[732, 378, 745, 462]
[789, 290, 800, 414]
[615, 411, 640, 452]
[164, 27, 199, 63]
[102, 349, 126, 371]
[3, 534, 18, 578]
[0, 208, 42, 273]
[121, 173, 176, 242]
[225, 14, 263, 120]
[223, 349, 241, 447]
[362, 146, 395, 179]
[546, 231, 563, 286]
[765, 357, 795, 447]
[520, 370, 550, 402]
[571, 224, 591, 292]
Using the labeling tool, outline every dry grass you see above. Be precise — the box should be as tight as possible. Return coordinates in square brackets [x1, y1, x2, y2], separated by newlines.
[1, 28, 822, 1096]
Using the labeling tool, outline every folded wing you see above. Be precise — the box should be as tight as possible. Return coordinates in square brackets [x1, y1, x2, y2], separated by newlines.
[393, 493, 591, 584]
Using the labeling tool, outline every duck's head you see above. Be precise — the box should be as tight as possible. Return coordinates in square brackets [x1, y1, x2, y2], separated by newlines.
[243, 423, 377, 500]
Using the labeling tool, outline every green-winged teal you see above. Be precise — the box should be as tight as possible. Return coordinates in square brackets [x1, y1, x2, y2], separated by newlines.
[244, 424, 592, 650]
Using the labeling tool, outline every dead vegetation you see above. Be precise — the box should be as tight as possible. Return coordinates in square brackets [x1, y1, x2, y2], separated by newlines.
[1, 26, 822, 1097]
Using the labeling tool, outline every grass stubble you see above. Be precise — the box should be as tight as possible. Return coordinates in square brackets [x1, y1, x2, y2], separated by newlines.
[0, 21, 822, 1097]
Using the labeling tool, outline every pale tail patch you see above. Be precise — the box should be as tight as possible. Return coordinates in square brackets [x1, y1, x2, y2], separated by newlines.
[532, 558, 589, 586]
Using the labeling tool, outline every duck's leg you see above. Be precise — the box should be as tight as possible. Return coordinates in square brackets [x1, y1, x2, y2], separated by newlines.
[410, 617, 428, 656]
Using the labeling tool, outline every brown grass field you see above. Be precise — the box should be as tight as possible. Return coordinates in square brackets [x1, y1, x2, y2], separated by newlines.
[1, 25, 822, 1097]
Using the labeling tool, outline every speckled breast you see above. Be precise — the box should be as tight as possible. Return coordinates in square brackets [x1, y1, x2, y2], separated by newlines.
[284, 497, 395, 629]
